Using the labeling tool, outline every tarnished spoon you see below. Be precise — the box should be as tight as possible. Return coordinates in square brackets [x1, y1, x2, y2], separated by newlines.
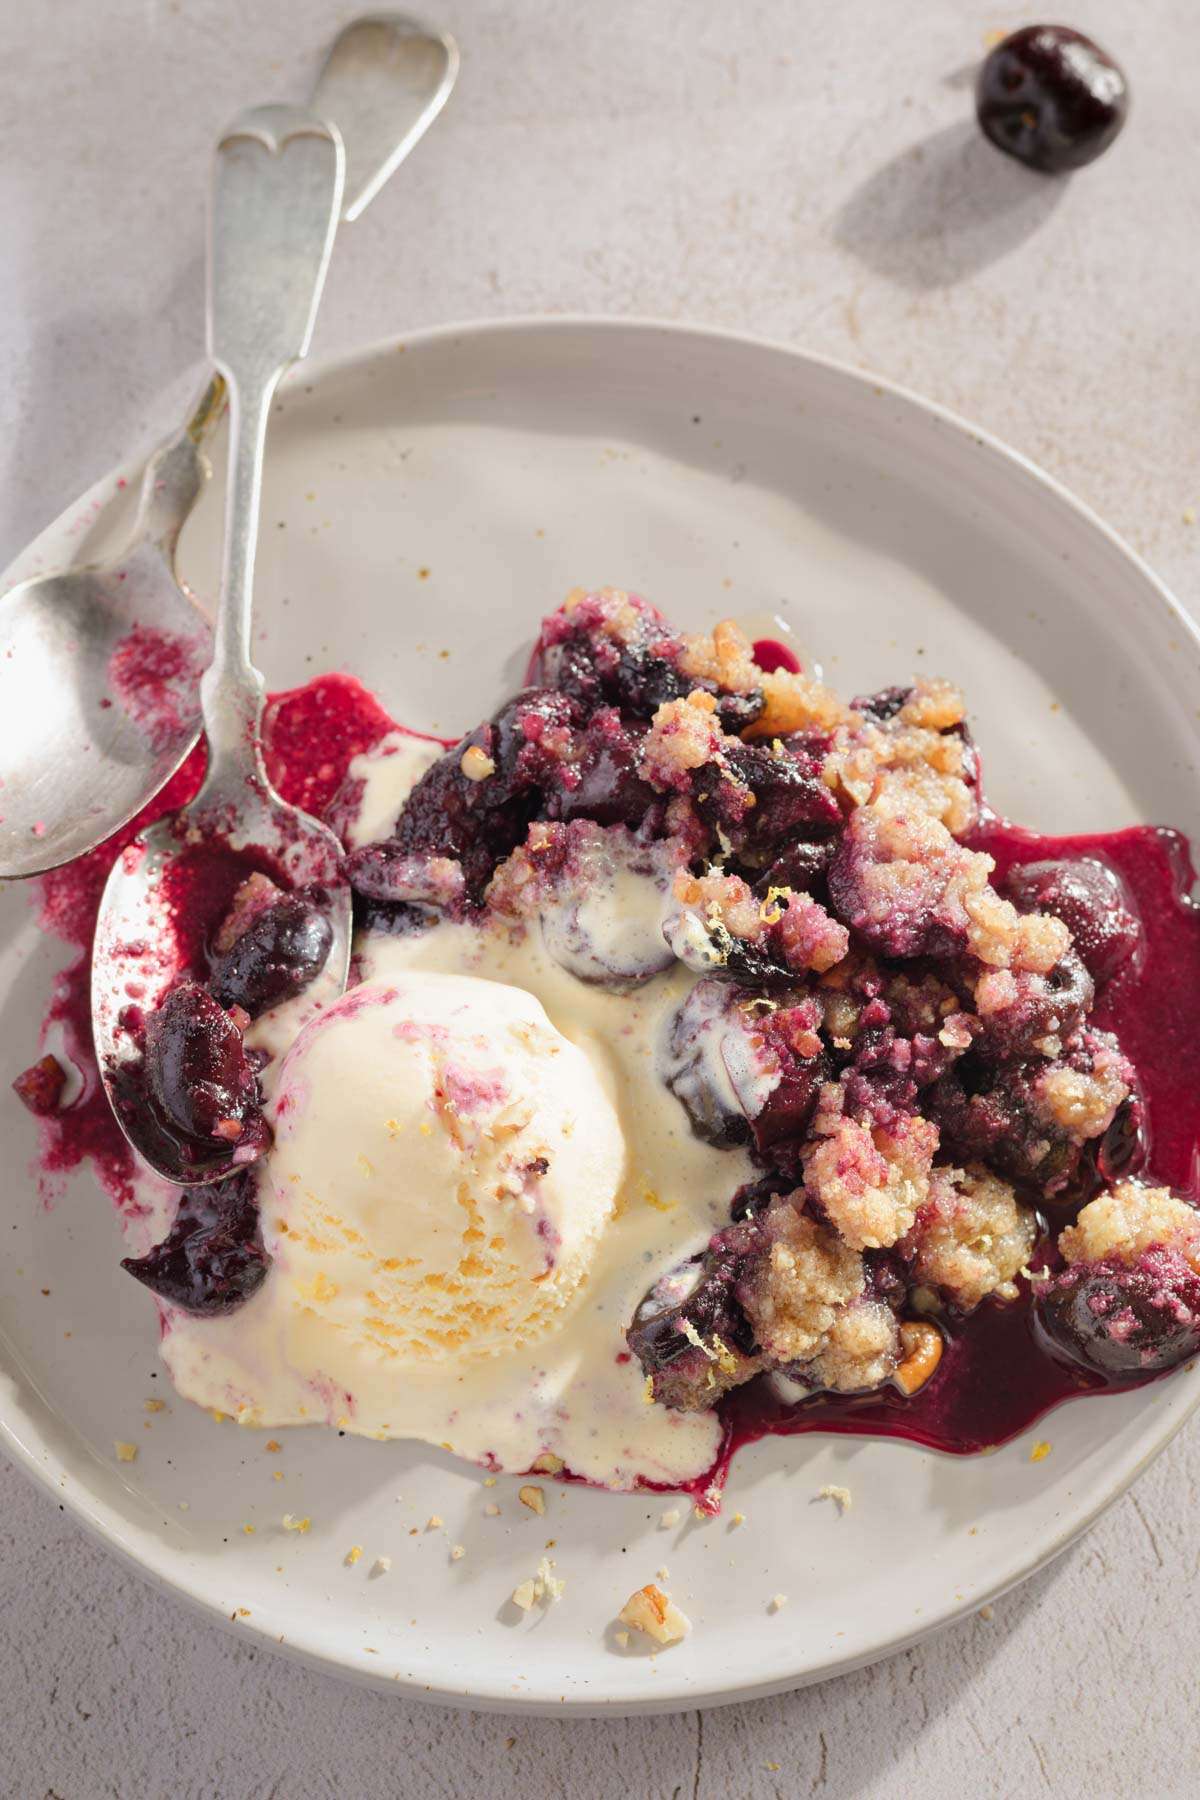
[0, 14, 458, 880]
[92, 105, 348, 1187]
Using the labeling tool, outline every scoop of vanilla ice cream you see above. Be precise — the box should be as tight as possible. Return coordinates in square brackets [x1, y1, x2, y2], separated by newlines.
[262, 970, 625, 1366]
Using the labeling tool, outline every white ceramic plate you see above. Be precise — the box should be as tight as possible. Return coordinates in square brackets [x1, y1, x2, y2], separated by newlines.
[3, 318, 1200, 1715]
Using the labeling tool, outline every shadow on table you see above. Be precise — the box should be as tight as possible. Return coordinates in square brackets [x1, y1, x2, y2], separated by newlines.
[833, 119, 1066, 290]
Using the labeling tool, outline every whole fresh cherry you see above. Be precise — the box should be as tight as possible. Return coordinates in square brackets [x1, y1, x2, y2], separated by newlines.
[976, 25, 1129, 173]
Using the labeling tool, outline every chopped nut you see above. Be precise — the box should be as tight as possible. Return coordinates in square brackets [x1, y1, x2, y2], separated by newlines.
[282, 1513, 311, 1534]
[426, 1514, 443, 1530]
[484, 1502, 501, 1517]
[769, 1593, 788, 1613]
[530, 1451, 565, 1475]
[371, 1557, 391, 1577]
[344, 1545, 363, 1567]
[266, 1440, 282, 1453]
[536, 1556, 564, 1601]
[894, 1320, 943, 1395]
[519, 1484, 546, 1515]
[659, 1507, 681, 1530]
[143, 1398, 166, 1414]
[511, 1555, 564, 1612]
[619, 1583, 692, 1645]
[450, 1544, 466, 1561]
[817, 1484, 852, 1513]
[614, 1629, 630, 1649]
[114, 1441, 138, 1463]
[460, 744, 497, 782]
[979, 1603, 995, 1621]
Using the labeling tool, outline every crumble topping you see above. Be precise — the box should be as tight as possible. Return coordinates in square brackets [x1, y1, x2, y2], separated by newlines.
[802, 1083, 939, 1251]
[900, 1165, 1036, 1308]
[1059, 1183, 1200, 1269]
[739, 1200, 865, 1364]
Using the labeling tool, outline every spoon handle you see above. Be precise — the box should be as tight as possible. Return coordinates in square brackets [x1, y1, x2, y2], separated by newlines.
[133, 18, 458, 579]
[198, 105, 344, 804]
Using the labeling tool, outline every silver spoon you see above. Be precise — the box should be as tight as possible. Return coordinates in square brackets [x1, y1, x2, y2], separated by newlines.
[0, 13, 458, 881]
[91, 104, 347, 1187]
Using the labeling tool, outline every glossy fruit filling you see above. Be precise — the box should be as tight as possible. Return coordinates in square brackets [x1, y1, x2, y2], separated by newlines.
[14, 599, 1200, 1476]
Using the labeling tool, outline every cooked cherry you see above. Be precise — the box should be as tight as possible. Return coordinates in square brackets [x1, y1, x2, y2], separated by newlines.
[851, 685, 913, 723]
[693, 739, 840, 867]
[754, 838, 836, 898]
[1036, 1247, 1200, 1377]
[121, 1170, 267, 1315]
[1004, 857, 1140, 985]
[976, 26, 1129, 174]
[544, 709, 658, 830]
[628, 1224, 760, 1406]
[533, 597, 763, 729]
[209, 893, 333, 1017]
[143, 982, 266, 1152]
[380, 690, 580, 902]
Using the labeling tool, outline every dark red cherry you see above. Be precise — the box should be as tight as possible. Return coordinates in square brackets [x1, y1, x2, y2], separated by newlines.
[122, 1171, 267, 1315]
[1036, 1247, 1200, 1378]
[976, 26, 1129, 174]
[143, 982, 266, 1152]
[209, 891, 333, 1017]
[1004, 857, 1140, 985]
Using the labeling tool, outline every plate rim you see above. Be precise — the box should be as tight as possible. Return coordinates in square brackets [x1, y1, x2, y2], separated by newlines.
[3, 309, 1199, 1713]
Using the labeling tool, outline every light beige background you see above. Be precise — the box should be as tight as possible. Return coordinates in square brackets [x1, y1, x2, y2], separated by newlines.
[2, 1, 1197, 1793]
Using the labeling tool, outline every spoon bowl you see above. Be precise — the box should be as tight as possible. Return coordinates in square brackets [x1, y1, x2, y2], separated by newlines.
[92, 783, 350, 1186]
[0, 432, 214, 878]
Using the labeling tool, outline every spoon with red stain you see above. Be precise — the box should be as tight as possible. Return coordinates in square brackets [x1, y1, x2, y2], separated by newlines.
[0, 16, 458, 880]
[92, 105, 348, 1187]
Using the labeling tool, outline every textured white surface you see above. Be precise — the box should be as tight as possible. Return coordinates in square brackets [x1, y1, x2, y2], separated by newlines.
[2, 0, 1199, 1792]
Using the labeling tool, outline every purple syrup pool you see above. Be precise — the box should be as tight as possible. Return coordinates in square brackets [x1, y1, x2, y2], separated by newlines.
[705, 819, 1200, 1482]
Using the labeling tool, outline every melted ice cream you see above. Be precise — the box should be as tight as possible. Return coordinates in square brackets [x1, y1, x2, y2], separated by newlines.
[154, 740, 751, 1488]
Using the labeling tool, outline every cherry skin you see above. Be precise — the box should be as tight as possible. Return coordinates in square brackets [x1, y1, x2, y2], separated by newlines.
[976, 25, 1129, 174]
